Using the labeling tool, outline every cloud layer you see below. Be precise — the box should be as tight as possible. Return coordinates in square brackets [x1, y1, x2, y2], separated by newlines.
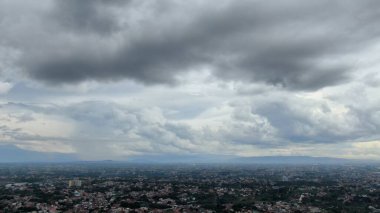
[1, 0, 380, 89]
[1, 0, 380, 160]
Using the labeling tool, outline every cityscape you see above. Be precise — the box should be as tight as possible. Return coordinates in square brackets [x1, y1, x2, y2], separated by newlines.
[0, 162, 379, 212]
[1, 0, 380, 212]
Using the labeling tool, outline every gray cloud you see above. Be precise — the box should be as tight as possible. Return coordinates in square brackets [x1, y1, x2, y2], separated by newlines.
[49, 0, 125, 34]
[2, 0, 380, 90]
[2, 92, 380, 158]
[249, 95, 380, 144]
[2, 0, 380, 160]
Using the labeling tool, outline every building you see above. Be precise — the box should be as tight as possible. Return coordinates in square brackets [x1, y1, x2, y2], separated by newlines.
[68, 179, 82, 187]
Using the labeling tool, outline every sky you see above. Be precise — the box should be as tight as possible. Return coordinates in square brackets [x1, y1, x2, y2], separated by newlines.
[1, 0, 380, 161]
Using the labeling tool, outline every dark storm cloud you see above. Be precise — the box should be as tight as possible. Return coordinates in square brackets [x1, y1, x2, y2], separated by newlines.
[5, 0, 380, 90]
[49, 0, 128, 34]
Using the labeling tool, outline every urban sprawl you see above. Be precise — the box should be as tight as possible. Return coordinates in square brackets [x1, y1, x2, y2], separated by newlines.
[0, 163, 379, 212]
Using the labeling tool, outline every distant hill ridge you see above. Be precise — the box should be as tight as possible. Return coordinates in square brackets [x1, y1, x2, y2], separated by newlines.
[0, 145, 376, 164]
[126, 154, 370, 164]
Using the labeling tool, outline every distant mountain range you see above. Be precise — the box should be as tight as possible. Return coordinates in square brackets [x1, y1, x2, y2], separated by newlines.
[0, 145, 79, 163]
[126, 154, 372, 165]
[232, 156, 359, 164]
[0, 145, 377, 164]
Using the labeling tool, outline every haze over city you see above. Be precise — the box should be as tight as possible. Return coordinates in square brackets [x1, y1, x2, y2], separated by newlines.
[1, 0, 380, 162]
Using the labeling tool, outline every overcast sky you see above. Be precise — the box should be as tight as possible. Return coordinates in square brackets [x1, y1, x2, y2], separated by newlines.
[1, 0, 380, 160]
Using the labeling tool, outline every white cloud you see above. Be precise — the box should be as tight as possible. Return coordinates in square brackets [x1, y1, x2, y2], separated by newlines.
[0, 82, 12, 94]
[0, 103, 75, 153]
